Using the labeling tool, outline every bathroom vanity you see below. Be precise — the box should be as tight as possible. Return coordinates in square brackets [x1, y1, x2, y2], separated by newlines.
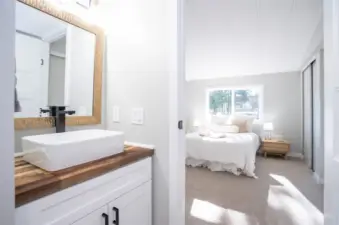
[15, 146, 154, 225]
[13, 1, 155, 224]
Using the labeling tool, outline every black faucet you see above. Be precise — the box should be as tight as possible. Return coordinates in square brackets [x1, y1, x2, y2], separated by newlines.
[40, 106, 76, 133]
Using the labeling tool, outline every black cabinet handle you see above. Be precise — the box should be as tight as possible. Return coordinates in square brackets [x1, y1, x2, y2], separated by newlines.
[112, 207, 119, 225]
[102, 213, 109, 225]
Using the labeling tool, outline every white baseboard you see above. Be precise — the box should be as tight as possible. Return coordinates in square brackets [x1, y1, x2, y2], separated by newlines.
[14, 152, 24, 157]
[313, 172, 324, 185]
[287, 152, 304, 159]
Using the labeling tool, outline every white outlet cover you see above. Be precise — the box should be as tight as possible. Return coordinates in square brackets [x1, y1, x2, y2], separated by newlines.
[132, 108, 144, 125]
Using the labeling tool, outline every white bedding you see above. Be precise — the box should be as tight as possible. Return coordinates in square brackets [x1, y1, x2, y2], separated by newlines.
[186, 132, 261, 177]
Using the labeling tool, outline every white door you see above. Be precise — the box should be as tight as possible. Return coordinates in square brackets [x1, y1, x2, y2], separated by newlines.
[108, 181, 151, 225]
[15, 33, 49, 117]
[303, 64, 314, 170]
[312, 57, 325, 180]
[72, 206, 109, 225]
[324, 1, 339, 224]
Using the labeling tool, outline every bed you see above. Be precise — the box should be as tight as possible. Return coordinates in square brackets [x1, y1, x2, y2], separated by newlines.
[186, 129, 261, 178]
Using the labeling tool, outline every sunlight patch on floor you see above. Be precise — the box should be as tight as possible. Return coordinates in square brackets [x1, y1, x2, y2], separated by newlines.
[267, 174, 324, 225]
[190, 199, 225, 223]
[190, 199, 257, 224]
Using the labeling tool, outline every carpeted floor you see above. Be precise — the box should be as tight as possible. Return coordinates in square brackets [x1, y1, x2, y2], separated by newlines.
[186, 157, 324, 225]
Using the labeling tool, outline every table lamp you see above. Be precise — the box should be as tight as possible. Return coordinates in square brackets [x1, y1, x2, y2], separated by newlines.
[263, 122, 274, 140]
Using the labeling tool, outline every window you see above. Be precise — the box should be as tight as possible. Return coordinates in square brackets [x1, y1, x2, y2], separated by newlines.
[208, 88, 261, 119]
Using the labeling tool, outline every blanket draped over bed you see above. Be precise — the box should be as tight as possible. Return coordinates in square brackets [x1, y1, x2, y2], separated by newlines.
[186, 132, 260, 177]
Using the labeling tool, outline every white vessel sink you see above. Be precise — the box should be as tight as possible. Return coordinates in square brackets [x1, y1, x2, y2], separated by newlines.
[22, 129, 124, 171]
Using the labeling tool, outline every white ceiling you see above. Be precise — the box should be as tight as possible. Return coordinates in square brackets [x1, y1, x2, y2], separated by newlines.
[185, 0, 323, 80]
[16, 2, 67, 41]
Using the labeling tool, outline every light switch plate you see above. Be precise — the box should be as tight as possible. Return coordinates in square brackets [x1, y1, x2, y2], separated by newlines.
[112, 106, 120, 122]
[132, 108, 144, 125]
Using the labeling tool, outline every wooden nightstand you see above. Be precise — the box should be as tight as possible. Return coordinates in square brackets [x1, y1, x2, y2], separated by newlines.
[260, 139, 290, 159]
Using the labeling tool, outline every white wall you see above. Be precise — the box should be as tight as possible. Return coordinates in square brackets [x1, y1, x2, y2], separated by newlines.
[186, 71, 303, 154]
[66, 25, 95, 116]
[0, 0, 15, 223]
[301, 8, 324, 182]
[96, 0, 183, 224]
[302, 17, 324, 66]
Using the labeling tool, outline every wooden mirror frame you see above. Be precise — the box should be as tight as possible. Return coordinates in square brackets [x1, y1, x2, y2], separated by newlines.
[15, 0, 104, 130]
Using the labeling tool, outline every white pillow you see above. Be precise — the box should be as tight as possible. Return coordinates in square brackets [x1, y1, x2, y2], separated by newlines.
[245, 116, 255, 132]
[209, 124, 239, 133]
[227, 115, 255, 133]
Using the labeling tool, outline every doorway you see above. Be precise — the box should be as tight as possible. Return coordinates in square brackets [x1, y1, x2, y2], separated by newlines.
[302, 60, 316, 171]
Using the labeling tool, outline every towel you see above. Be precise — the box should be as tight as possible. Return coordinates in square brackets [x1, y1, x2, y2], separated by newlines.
[15, 88, 21, 112]
[14, 63, 21, 112]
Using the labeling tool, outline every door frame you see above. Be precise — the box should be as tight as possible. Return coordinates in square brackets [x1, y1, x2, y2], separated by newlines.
[324, 0, 339, 224]
[301, 60, 316, 171]
[0, 0, 15, 224]
[168, 0, 186, 225]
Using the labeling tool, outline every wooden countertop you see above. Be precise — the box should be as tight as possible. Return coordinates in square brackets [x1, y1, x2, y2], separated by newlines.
[15, 145, 154, 208]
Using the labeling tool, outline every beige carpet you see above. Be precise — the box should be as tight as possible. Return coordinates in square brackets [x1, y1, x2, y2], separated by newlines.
[186, 157, 324, 225]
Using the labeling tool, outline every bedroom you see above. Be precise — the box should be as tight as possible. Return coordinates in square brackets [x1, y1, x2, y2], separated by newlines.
[184, 0, 324, 224]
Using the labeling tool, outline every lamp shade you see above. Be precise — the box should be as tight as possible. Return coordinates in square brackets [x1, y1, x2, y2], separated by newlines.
[263, 122, 274, 131]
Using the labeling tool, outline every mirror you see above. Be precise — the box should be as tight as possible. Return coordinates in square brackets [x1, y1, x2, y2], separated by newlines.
[14, 0, 104, 129]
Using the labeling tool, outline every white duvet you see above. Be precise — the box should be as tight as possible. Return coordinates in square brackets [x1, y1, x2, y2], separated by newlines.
[186, 132, 260, 177]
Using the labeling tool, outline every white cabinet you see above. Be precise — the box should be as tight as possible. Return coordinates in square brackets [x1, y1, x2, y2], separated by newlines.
[72, 206, 108, 225]
[16, 158, 152, 225]
[70, 182, 151, 225]
[108, 181, 151, 225]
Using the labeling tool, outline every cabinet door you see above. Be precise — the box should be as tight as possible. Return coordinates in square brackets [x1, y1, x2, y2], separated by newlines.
[108, 181, 151, 225]
[72, 206, 109, 225]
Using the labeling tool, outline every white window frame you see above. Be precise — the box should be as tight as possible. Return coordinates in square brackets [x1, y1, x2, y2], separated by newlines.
[205, 85, 264, 121]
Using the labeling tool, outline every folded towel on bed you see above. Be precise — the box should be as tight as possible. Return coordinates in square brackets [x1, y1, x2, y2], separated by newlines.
[199, 131, 226, 138]
[209, 132, 226, 139]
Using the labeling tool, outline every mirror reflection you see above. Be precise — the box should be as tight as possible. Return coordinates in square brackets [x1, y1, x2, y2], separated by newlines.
[14, 1, 96, 118]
